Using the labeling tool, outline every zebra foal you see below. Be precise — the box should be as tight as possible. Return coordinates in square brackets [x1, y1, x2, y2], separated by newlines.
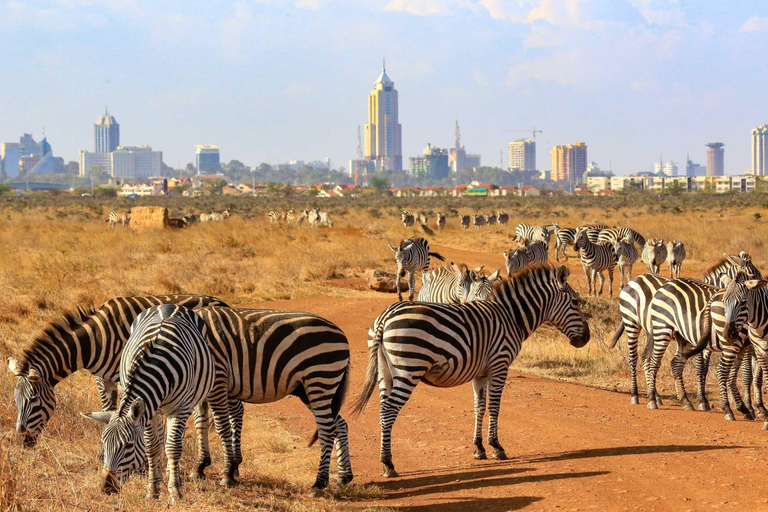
[389, 236, 445, 301]
[574, 229, 617, 296]
[613, 236, 638, 288]
[352, 265, 589, 477]
[83, 305, 217, 501]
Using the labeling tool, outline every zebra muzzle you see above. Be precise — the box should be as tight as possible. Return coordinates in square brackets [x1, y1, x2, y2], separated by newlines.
[101, 471, 121, 494]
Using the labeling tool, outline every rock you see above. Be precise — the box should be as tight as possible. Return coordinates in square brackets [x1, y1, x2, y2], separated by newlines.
[365, 269, 399, 293]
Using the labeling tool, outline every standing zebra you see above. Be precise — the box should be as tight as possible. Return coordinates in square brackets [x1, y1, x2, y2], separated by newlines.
[553, 224, 577, 262]
[418, 264, 500, 303]
[388, 236, 445, 301]
[577, 224, 608, 244]
[473, 214, 486, 229]
[666, 240, 686, 279]
[703, 252, 761, 286]
[436, 213, 446, 232]
[515, 223, 552, 244]
[196, 307, 353, 493]
[7, 294, 226, 450]
[285, 208, 296, 222]
[497, 211, 509, 226]
[597, 227, 646, 247]
[503, 241, 548, 276]
[614, 235, 639, 288]
[641, 239, 668, 274]
[574, 229, 617, 296]
[108, 211, 130, 229]
[351, 265, 589, 477]
[83, 305, 216, 500]
[268, 211, 284, 223]
[401, 210, 415, 229]
[315, 208, 333, 227]
[460, 215, 470, 231]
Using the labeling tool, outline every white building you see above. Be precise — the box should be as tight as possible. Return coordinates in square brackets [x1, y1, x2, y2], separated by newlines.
[508, 139, 535, 171]
[654, 161, 678, 177]
[752, 124, 767, 176]
[80, 145, 162, 181]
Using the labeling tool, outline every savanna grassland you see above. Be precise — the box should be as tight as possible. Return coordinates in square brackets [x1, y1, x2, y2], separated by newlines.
[2, 192, 768, 511]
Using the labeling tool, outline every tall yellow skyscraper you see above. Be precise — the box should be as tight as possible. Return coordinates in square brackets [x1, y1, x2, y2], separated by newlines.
[365, 62, 402, 172]
[550, 142, 587, 182]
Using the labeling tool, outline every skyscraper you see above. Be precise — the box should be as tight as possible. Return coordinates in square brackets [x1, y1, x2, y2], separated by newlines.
[654, 161, 678, 177]
[706, 142, 725, 176]
[94, 109, 120, 153]
[550, 143, 587, 182]
[752, 125, 767, 175]
[364, 61, 402, 172]
[196, 145, 221, 174]
[509, 139, 535, 171]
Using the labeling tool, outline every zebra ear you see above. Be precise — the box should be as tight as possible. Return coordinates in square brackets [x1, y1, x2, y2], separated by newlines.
[720, 275, 733, 287]
[502, 251, 509, 259]
[388, 244, 398, 252]
[7, 357, 22, 376]
[489, 268, 501, 281]
[81, 411, 112, 424]
[556, 265, 570, 289]
[472, 265, 485, 273]
[745, 279, 768, 289]
[128, 398, 146, 424]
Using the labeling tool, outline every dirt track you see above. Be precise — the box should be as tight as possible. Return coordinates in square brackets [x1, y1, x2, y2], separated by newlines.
[238, 244, 768, 511]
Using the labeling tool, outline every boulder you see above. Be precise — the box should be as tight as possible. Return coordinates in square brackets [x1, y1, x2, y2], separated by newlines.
[365, 269, 399, 293]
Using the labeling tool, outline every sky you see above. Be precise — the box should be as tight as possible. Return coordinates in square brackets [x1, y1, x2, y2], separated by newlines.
[1, 0, 767, 175]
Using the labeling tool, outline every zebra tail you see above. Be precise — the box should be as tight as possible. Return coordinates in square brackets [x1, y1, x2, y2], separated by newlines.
[608, 322, 625, 349]
[350, 319, 389, 417]
[307, 362, 349, 447]
[429, 251, 446, 262]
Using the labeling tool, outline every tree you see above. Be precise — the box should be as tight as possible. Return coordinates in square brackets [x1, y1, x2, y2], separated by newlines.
[370, 177, 389, 192]
[666, 181, 684, 196]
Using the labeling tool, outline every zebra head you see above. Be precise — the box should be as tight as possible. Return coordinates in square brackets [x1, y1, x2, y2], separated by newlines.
[467, 268, 501, 302]
[573, 229, 589, 251]
[545, 265, 590, 348]
[82, 397, 148, 494]
[389, 240, 412, 277]
[718, 273, 751, 344]
[450, 263, 474, 303]
[7, 357, 55, 448]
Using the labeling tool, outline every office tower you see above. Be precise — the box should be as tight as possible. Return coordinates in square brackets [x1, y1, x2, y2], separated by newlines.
[706, 142, 725, 176]
[364, 62, 402, 172]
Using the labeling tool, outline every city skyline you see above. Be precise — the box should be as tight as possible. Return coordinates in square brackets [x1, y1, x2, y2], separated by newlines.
[2, 1, 768, 174]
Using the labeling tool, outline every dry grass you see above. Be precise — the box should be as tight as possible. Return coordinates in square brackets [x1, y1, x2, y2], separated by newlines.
[1, 198, 768, 510]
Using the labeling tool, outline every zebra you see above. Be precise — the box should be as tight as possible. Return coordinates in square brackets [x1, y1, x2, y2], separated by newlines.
[503, 241, 548, 276]
[182, 213, 198, 225]
[268, 211, 284, 223]
[285, 208, 296, 222]
[108, 211, 130, 229]
[473, 214, 486, 229]
[485, 214, 497, 226]
[418, 264, 500, 303]
[515, 223, 552, 244]
[350, 264, 589, 477]
[641, 239, 667, 274]
[7, 294, 226, 450]
[497, 211, 509, 226]
[210, 208, 231, 222]
[597, 227, 646, 247]
[200, 213, 214, 222]
[418, 212, 428, 225]
[316, 209, 333, 227]
[83, 305, 216, 500]
[436, 213, 446, 232]
[553, 224, 577, 262]
[703, 252, 761, 286]
[195, 306, 352, 494]
[574, 228, 617, 296]
[609, 273, 671, 405]
[577, 224, 608, 244]
[666, 240, 686, 279]
[614, 235, 639, 288]
[401, 210, 415, 229]
[460, 215, 470, 231]
[388, 236, 445, 301]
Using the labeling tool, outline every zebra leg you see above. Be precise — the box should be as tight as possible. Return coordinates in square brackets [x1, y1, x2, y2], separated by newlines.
[306, 390, 337, 494]
[408, 270, 416, 301]
[670, 344, 694, 411]
[626, 323, 641, 404]
[728, 347, 752, 420]
[144, 415, 165, 500]
[334, 415, 353, 486]
[608, 268, 614, 297]
[645, 330, 672, 409]
[751, 346, 768, 430]
[581, 263, 592, 295]
[206, 387, 238, 487]
[379, 376, 419, 478]
[228, 398, 245, 473]
[753, 357, 767, 420]
[695, 351, 711, 412]
[165, 411, 192, 501]
[190, 400, 212, 480]
[486, 367, 510, 460]
[596, 270, 605, 296]
[471, 377, 488, 459]
[396, 269, 403, 301]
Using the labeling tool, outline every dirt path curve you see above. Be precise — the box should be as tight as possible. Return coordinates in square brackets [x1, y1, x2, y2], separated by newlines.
[241, 295, 768, 512]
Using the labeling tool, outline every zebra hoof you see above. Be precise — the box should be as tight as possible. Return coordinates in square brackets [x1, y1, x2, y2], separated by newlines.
[491, 449, 508, 460]
[630, 396, 639, 405]
[219, 476, 238, 488]
[473, 449, 487, 460]
[758, 411, 768, 420]
[698, 402, 711, 412]
[656, 396, 664, 406]
[762, 422, 768, 431]
[647, 401, 658, 410]
[337, 474, 354, 486]
[743, 412, 756, 421]
[308, 487, 325, 498]
[382, 465, 399, 478]
[146, 493, 159, 500]
[683, 404, 695, 412]
[724, 413, 736, 421]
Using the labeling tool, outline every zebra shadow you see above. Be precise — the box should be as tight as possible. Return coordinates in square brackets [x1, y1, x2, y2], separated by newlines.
[392, 496, 544, 512]
[524, 443, 748, 464]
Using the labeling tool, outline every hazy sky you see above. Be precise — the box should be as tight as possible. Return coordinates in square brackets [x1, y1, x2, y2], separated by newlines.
[1, 0, 767, 174]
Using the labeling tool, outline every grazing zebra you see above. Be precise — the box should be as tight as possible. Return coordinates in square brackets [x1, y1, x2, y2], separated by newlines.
[436, 213, 446, 232]
[460, 215, 470, 231]
[473, 214, 486, 229]
[515, 223, 552, 244]
[703, 252, 761, 286]
[641, 239, 668, 274]
[503, 241, 548, 276]
[351, 265, 589, 477]
[574, 229, 617, 296]
[314, 208, 333, 227]
[666, 240, 686, 279]
[268, 211, 283, 223]
[597, 227, 646, 247]
[196, 307, 352, 493]
[418, 212, 428, 226]
[497, 211, 509, 226]
[108, 211, 130, 229]
[485, 214, 497, 226]
[614, 236, 639, 288]
[401, 210, 415, 229]
[609, 273, 670, 404]
[389, 236, 445, 301]
[7, 294, 226, 450]
[418, 264, 500, 303]
[553, 224, 577, 262]
[83, 305, 216, 500]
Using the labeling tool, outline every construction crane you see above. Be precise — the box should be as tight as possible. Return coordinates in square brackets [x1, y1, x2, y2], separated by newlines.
[506, 128, 542, 144]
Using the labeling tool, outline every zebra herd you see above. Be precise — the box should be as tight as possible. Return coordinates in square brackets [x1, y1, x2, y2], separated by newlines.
[270, 208, 333, 227]
[399, 210, 510, 232]
[107, 208, 231, 229]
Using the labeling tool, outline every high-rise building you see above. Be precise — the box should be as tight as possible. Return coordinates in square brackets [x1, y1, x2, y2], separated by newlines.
[685, 153, 706, 176]
[364, 62, 402, 172]
[195, 145, 220, 174]
[409, 143, 449, 180]
[80, 145, 162, 180]
[509, 139, 536, 171]
[550, 142, 587, 182]
[1, 133, 63, 177]
[706, 142, 725, 176]
[752, 125, 767, 176]
[654, 161, 678, 177]
[94, 110, 120, 153]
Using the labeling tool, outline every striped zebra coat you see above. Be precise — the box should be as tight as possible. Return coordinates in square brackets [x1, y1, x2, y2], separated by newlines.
[503, 241, 548, 276]
[401, 211, 415, 229]
[613, 236, 639, 288]
[7, 294, 226, 449]
[418, 264, 501, 303]
[597, 227, 646, 246]
[515, 223, 552, 244]
[436, 213, 446, 232]
[83, 305, 215, 500]
[351, 265, 589, 477]
[578, 224, 608, 244]
[196, 307, 352, 493]
[703, 252, 762, 286]
[574, 229, 617, 296]
[108, 211, 130, 229]
[666, 240, 686, 279]
[553, 224, 576, 262]
[389, 236, 445, 301]
[641, 239, 668, 274]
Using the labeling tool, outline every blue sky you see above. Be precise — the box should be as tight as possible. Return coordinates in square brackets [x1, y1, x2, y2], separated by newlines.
[1, 0, 767, 174]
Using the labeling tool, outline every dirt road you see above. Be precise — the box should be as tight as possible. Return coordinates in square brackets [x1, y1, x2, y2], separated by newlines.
[238, 293, 768, 512]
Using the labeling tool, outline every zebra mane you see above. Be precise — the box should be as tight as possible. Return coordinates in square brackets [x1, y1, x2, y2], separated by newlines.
[705, 257, 731, 274]
[19, 305, 97, 372]
[492, 263, 558, 296]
